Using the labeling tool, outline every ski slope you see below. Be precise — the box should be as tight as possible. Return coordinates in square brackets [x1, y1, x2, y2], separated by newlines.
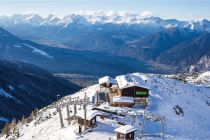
[1, 73, 210, 140]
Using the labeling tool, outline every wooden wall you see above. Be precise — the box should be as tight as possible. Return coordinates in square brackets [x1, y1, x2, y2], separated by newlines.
[116, 132, 135, 140]
[121, 86, 149, 98]
[111, 102, 133, 107]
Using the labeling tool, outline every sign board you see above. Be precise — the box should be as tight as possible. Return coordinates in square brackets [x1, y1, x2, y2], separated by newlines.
[136, 91, 147, 96]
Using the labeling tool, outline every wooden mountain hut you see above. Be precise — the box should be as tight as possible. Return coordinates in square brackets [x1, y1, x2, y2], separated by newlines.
[116, 74, 150, 105]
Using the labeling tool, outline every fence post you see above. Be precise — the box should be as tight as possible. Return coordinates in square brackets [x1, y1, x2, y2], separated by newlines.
[66, 105, 70, 125]
[141, 114, 145, 138]
[57, 107, 64, 128]
[74, 104, 77, 119]
[160, 117, 165, 138]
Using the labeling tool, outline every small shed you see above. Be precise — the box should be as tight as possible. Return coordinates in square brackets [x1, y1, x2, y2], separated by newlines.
[99, 76, 116, 87]
[76, 110, 101, 128]
[115, 125, 137, 140]
[112, 96, 134, 107]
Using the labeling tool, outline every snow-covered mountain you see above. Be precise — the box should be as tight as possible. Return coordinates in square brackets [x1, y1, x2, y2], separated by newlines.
[1, 13, 210, 44]
[1, 72, 209, 140]
[0, 13, 210, 31]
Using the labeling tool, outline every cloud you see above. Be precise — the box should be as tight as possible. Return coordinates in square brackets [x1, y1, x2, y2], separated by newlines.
[106, 11, 119, 17]
[76, 11, 133, 18]
[140, 11, 152, 17]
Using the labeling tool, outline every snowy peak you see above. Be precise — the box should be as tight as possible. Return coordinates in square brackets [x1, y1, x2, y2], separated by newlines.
[0, 13, 210, 31]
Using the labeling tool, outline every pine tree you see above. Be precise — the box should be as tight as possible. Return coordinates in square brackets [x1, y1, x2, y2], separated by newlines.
[2, 122, 10, 138]
[13, 125, 20, 138]
[10, 118, 17, 134]
[10, 118, 16, 126]
[17, 119, 21, 125]
[21, 115, 26, 124]
[27, 110, 34, 123]
[34, 108, 39, 119]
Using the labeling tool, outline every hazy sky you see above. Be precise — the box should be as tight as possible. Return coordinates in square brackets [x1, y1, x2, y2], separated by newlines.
[0, 0, 209, 20]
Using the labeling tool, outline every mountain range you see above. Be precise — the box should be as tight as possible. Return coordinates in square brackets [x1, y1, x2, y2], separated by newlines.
[1, 14, 210, 47]
[1, 14, 210, 30]
[1, 14, 210, 72]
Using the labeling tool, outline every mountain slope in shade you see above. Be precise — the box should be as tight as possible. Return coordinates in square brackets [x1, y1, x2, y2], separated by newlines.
[118, 28, 199, 61]
[0, 27, 54, 60]
[1, 25, 210, 73]
[0, 27, 158, 75]
[0, 27, 22, 45]
[157, 32, 210, 71]
[0, 60, 80, 129]
[0, 73, 209, 140]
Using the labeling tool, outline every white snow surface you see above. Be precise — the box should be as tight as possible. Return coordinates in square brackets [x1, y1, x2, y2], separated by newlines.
[76, 110, 101, 120]
[194, 71, 210, 85]
[23, 44, 53, 59]
[112, 96, 134, 103]
[182, 71, 210, 86]
[0, 117, 9, 122]
[115, 125, 137, 134]
[116, 73, 149, 89]
[1, 73, 210, 140]
[0, 88, 13, 98]
[98, 76, 116, 85]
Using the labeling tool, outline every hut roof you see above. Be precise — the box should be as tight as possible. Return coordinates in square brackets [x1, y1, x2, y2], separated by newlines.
[113, 96, 134, 103]
[98, 76, 116, 85]
[115, 125, 137, 134]
[116, 73, 150, 90]
[76, 110, 102, 120]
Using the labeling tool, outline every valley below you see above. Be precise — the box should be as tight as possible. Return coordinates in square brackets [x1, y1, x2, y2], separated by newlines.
[54, 73, 98, 87]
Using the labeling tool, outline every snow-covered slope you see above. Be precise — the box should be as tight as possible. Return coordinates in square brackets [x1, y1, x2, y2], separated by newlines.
[195, 71, 210, 85]
[184, 71, 210, 86]
[1, 73, 210, 140]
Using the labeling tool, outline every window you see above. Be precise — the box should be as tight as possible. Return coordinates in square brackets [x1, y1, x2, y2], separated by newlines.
[119, 134, 124, 139]
[129, 133, 132, 138]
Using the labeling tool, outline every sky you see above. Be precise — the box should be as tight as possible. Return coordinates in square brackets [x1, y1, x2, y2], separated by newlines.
[0, 0, 209, 20]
